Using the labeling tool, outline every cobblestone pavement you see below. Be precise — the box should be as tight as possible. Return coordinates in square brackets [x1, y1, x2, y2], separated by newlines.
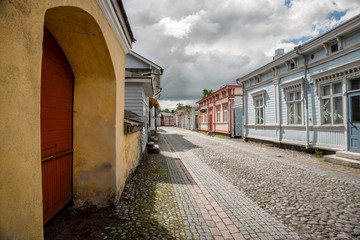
[159, 127, 360, 240]
[105, 127, 360, 240]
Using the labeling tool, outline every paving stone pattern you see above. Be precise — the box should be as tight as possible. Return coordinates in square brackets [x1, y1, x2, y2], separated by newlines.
[163, 127, 360, 240]
[109, 153, 186, 239]
[163, 135, 246, 239]
[162, 132, 299, 240]
[105, 127, 359, 239]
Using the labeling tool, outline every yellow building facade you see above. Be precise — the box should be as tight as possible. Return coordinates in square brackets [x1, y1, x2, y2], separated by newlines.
[0, 1, 138, 239]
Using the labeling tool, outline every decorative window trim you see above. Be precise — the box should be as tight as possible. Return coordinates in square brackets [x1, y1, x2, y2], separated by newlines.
[223, 104, 228, 122]
[312, 60, 360, 95]
[251, 89, 266, 125]
[250, 89, 266, 99]
[285, 90, 303, 125]
[320, 81, 344, 125]
[280, 78, 303, 101]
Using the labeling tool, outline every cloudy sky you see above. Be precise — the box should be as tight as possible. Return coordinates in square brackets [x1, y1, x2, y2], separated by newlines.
[123, 0, 360, 110]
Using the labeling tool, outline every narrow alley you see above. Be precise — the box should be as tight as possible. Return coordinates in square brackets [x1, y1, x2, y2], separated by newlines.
[46, 127, 360, 240]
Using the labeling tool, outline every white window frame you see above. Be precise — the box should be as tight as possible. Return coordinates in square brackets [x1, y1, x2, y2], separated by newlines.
[216, 106, 220, 122]
[223, 104, 228, 122]
[320, 81, 344, 125]
[251, 90, 266, 125]
[286, 90, 303, 125]
[281, 78, 304, 125]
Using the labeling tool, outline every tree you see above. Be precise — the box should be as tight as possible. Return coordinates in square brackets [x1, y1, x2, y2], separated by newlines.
[175, 103, 192, 111]
[176, 103, 184, 110]
[202, 88, 213, 98]
[160, 108, 170, 113]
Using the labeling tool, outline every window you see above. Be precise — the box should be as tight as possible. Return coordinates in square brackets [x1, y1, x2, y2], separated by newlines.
[216, 106, 221, 122]
[255, 98, 264, 124]
[251, 89, 266, 125]
[290, 62, 295, 70]
[331, 43, 338, 53]
[223, 105, 228, 122]
[287, 91, 302, 124]
[348, 78, 360, 91]
[321, 82, 343, 125]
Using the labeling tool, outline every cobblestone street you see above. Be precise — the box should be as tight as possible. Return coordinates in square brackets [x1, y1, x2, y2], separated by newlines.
[46, 127, 360, 240]
[105, 127, 360, 240]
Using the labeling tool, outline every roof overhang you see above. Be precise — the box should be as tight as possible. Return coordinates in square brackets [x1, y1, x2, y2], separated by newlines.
[96, 0, 135, 54]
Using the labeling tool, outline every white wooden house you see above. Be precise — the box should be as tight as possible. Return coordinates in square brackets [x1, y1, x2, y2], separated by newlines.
[175, 107, 199, 131]
[125, 51, 163, 152]
[237, 15, 360, 165]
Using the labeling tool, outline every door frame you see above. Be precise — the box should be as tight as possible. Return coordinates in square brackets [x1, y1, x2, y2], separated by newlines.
[347, 91, 360, 153]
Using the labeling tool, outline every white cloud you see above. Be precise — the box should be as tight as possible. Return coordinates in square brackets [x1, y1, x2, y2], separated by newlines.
[123, 0, 360, 104]
[158, 10, 206, 39]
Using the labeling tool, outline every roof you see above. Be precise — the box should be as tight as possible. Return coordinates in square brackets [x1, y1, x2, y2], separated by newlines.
[125, 70, 152, 79]
[129, 51, 164, 72]
[117, 0, 135, 43]
[124, 118, 143, 134]
[160, 112, 173, 116]
[196, 85, 241, 104]
[237, 14, 360, 83]
[124, 110, 142, 123]
[97, 0, 135, 53]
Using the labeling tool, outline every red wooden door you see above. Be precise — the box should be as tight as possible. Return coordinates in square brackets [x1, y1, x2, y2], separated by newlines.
[41, 28, 73, 224]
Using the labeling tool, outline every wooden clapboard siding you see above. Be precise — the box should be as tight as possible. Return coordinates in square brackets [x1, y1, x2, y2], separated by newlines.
[124, 84, 146, 121]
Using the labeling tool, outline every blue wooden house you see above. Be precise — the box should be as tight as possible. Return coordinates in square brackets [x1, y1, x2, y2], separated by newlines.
[237, 15, 360, 166]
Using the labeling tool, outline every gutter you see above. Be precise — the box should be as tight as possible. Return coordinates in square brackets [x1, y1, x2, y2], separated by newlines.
[295, 46, 310, 149]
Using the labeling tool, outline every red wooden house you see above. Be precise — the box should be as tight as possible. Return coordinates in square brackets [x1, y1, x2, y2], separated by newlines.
[197, 85, 243, 136]
[160, 112, 174, 126]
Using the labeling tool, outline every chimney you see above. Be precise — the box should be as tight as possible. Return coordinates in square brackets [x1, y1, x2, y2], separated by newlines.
[273, 48, 284, 60]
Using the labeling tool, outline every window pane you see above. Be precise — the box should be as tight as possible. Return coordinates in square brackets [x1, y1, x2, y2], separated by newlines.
[322, 85, 330, 96]
[350, 95, 360, 123]
[322, 99, 331, 124]
[333, 82, 342, 94]
[333, 96, 343, 124]
[259, 108, 264, 124]
[296, 91, 301, 100]
[296, 102, 302, 124]
[349, 78, 360, 91]
[256, 108, 263, 124]
[288, 103, 294, 124]
[289, 92, 294, 101]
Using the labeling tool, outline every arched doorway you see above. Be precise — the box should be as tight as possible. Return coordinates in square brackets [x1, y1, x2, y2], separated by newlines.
[41, 27, 73, 224]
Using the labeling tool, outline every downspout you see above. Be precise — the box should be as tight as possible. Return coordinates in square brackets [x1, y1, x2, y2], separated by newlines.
[295, 46, 310, 149]
[227, 85, 230, 135]
[236, 79, 245, 138]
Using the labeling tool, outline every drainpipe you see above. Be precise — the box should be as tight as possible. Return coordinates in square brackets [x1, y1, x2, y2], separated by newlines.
[295, 46, 310, 149]
[227, 85, 230, 135]
[236, 79, 245, 139]
[241, 82, 245, 138]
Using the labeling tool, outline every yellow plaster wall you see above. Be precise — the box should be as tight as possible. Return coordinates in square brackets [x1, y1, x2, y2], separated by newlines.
[116, 131, 143, 201]
[0, 0, 131, 239]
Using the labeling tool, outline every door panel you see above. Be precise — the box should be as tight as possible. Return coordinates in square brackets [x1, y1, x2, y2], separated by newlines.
[41, 28, 73, 224]
[348, 92, 360, 153]
[234, 108, 243, 137]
